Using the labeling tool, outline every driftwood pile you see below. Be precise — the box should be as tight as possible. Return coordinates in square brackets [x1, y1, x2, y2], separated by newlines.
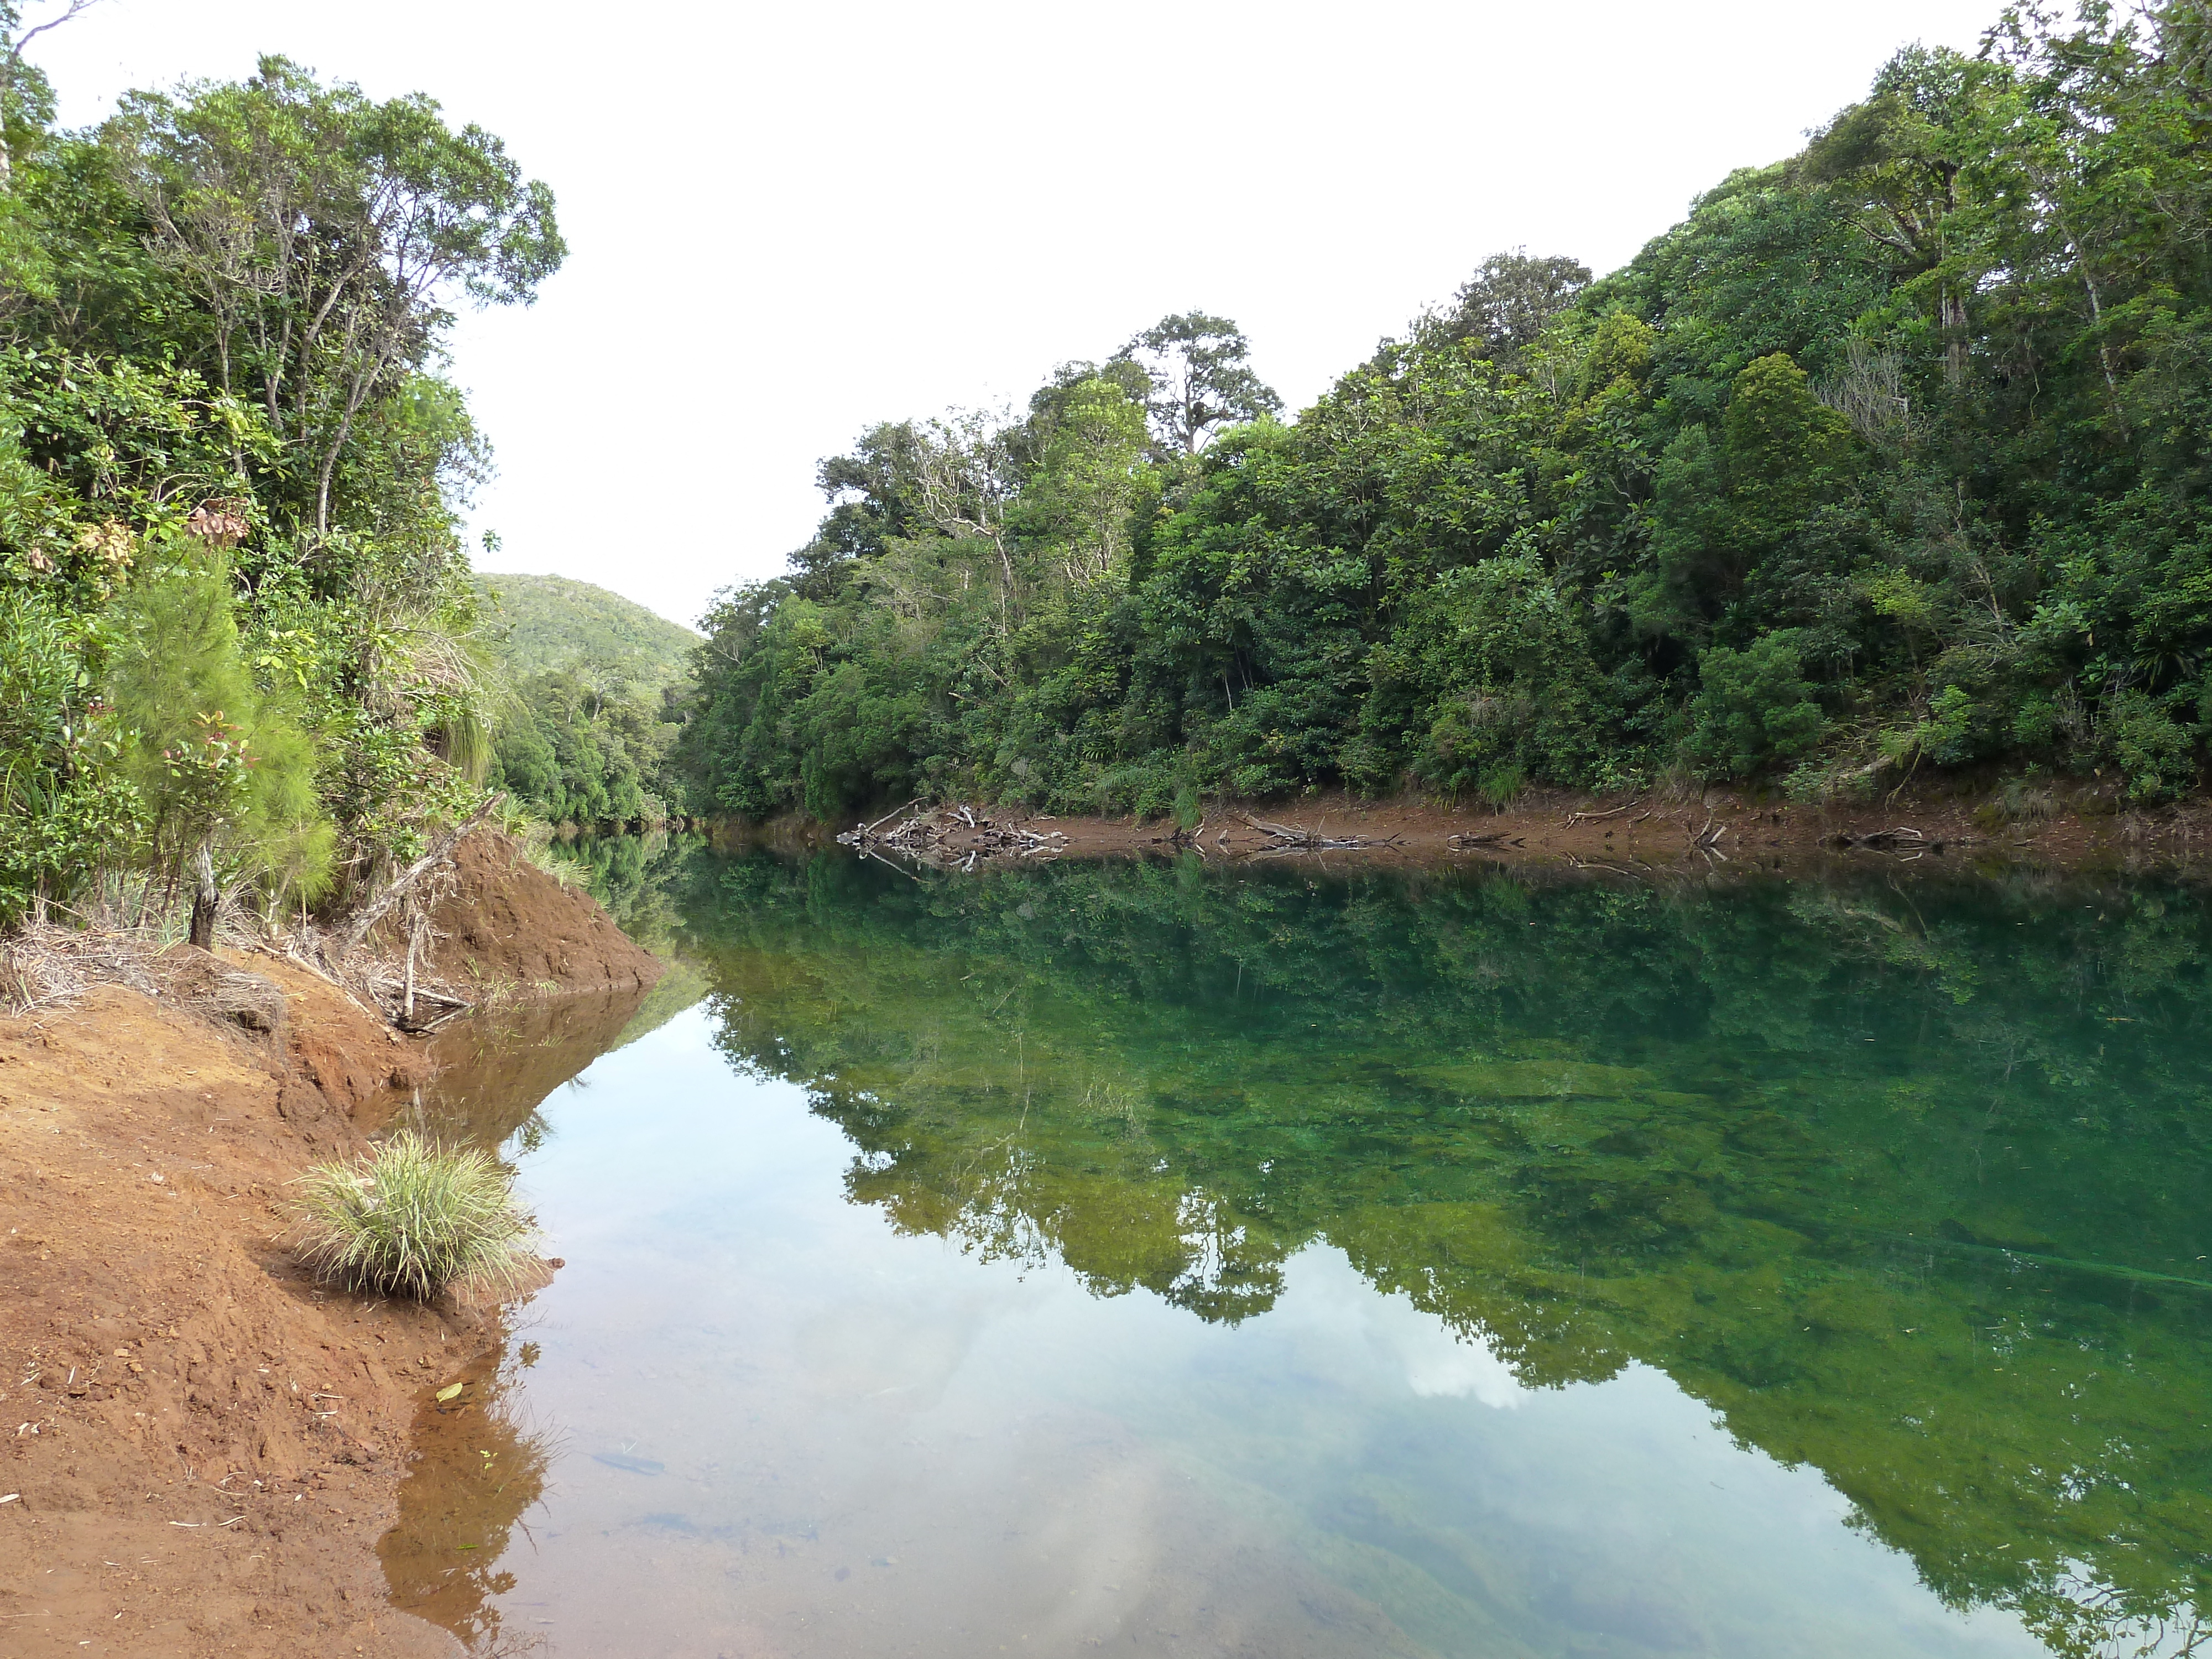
[1830, 825, 1945, 856]
[838, 801, 1068, 870]
[1236, 812, 1404, 853]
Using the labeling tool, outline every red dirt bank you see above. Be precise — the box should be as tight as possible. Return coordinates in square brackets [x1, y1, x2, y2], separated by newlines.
[0, 834, 659, 1658]
[774, 783, 2212, 872]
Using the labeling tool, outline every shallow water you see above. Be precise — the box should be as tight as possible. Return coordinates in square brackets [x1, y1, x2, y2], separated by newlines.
[385, 851, 2212, 1657]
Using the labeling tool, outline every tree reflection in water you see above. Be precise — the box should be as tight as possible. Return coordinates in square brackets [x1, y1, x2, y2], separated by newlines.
[378, 1335, 558, 1655]
[680, 848, 2212, 1659]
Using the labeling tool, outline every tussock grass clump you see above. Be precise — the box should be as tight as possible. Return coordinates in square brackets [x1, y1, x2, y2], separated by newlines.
[290, 1132, 541, 1302]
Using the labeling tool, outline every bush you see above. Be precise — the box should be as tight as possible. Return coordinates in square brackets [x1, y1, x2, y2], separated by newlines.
[2106, 691, 2198, 802]
[1684, 630, 1827, 780]
[289, 1132, 541, 1301]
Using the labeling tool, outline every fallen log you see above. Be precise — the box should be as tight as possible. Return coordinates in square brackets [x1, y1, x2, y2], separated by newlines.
[1564, 799, 1646, 827]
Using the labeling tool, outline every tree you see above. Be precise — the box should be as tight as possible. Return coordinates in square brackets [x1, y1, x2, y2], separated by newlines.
[1437, 250, 1591, 363]
[910, 407, 1021, 633]
[108, 58, 564, 534]
[106, 556, 330, 945]
[1112, 311, 1281, 455]
[1796, 48, 1999, 381]
[1017, 376, 1157, 587]
[0, 0, 94, 189]
[788, 420, 925, 593]
[1683, 630, 1827, 779]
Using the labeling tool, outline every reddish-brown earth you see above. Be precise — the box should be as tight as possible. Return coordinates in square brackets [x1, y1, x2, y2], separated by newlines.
[421, 831, 664, 995]
[785, 782, 2212, 873]
[0, 835, 661, 1659]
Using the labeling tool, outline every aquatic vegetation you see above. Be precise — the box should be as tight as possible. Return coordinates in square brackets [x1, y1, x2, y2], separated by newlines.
[289, 1131, 541, 1302]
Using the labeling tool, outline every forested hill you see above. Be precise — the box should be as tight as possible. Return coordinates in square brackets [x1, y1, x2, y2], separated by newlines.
[471, 573, 700, 691]
[472, 574, 697, 832]
[683, 2, 2212, 825]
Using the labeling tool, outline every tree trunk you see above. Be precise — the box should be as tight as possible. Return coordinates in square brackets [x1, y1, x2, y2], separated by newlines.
[187, 842, 219, 950]
[1941, 289, 1969, 384]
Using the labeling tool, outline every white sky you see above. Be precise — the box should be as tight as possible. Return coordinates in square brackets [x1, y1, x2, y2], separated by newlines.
[29, 0, 2005, 629]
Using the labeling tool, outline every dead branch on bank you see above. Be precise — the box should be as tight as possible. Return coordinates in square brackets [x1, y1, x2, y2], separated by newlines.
[1563, 799, 1646, 827]
[1, 800, 502, 1034]
[332, 794, 502, 963]
[1235, 812, 1404, 852]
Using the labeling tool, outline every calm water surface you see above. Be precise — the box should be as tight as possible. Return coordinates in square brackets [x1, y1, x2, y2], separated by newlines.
[382, 849, 2212, 1658]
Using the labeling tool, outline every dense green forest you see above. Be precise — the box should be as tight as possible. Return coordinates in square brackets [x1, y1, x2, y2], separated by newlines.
[0, 15, 562, 933]
[687, 2, 2212, 823]
[472, 573, 696, 830]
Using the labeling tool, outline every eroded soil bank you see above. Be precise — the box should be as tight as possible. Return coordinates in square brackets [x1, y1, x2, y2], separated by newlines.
[768, 782, 2212, 872]
[0, 834, 660, 1658]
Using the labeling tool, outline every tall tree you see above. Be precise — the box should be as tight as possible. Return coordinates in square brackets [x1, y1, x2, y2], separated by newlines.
[108, 58, 564, 534]
[1439, 250, 1592, 363]
[1795, 47, 1997, 381]
[0, 0, 93, 189]
[1113, 311, 1281, 455]
[788, 420, 925, 593]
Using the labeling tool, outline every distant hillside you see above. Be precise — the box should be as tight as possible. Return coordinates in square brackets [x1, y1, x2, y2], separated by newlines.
[471, 573, 701, 691]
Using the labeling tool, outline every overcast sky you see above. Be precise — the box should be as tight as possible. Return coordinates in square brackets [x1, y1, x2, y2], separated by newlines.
[29, 0, 2005, 629]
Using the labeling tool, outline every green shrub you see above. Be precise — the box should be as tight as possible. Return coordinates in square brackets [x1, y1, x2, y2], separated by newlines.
[1684, 631, 1827, 780]
[2106, 691, 2198, 802]
[289, 1132, 541, 1302]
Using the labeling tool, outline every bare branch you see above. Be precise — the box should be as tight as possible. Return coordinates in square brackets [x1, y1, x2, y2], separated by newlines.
[3, 0, 100, 76]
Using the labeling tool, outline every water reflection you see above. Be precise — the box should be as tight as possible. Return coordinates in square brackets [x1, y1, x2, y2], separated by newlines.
[386, 846, 2212, 1656]
[375, 846, 707, 1650]
[687, 852, 2212, 1657]
[378, 1335, 556, 1655]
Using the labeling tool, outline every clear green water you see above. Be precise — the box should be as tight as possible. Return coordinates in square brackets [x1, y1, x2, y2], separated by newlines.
[384, 848, 2212, 1657]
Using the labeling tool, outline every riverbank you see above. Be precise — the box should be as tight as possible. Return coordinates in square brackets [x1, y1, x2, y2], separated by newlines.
[736, 779, 2212, 874]
[0, 833, 660, 1658]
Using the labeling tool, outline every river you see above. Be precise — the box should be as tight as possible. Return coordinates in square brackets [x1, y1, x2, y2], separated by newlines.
[377, 844, 2212, 1658]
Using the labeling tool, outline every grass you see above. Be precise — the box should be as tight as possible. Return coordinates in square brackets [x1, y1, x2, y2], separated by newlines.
[289, 1131, 541, 1302]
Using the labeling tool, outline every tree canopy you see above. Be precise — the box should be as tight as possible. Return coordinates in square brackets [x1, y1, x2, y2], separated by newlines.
[0, 39, 563, 930]
[686, 2, 2212, 822]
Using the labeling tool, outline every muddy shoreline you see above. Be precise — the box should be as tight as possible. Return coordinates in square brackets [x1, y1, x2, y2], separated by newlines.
[730, 782, 2212, 877]
[0, 835, 661, 1659]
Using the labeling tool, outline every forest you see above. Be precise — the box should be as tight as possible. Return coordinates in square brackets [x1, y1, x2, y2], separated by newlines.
[8, 0, 2212, 935]
[472, 574, 696, 831]
[0, 11, 562, 933]
[685, 2, 2212, 824]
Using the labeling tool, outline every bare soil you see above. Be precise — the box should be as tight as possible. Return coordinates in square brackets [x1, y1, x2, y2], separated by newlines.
[0, 836, 662, 1659]
[420, 831, 664, 996]
[774, 781, 2212, 875]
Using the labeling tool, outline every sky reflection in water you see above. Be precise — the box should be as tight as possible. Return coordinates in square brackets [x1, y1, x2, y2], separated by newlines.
[384, 849, 2212, 1658]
